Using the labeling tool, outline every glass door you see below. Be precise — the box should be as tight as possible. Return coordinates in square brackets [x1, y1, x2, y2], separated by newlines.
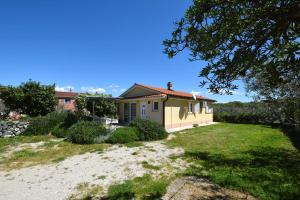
[124, 103, 136, 123]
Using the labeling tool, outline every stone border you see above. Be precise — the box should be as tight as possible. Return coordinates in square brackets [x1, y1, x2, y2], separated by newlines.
[0, 121, 30, 137]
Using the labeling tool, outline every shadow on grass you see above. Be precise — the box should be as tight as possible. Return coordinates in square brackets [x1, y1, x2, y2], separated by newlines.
[281, 126, 300, 152]
[185, 147, 300, 200]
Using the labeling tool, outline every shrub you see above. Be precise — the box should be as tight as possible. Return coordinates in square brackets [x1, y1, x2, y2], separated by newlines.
[47, 111, 68, 125]
[62, 112, 78, 128]
[24, 117, 51, 135]
[193, 124, 199, 127]
[24, 111, 67, 135]
[107, 127, 139, 144]
[130, 119, 168, 141]
[51, 123, 69, 138]
[68, 121, 107, 144]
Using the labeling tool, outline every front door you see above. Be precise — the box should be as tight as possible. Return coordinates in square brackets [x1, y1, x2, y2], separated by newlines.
[140, 102, 147, 119]
[124, 103, 136, 123]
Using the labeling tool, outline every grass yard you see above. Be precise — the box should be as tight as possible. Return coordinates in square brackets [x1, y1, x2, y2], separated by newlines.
[166, 123, 300, 200]
[106, 174, 169, 200]
[0, 135, 110, 171]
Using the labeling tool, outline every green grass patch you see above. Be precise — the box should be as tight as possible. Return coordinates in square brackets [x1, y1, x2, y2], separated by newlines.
[0, 135, 53, 153]
[142, 161, 161, 171]
[166, 123, 300, 200]
[124, 141, 144, 148]
[107, 174, 168, 199]
[67, 182, 103, 200]
[0, 135, 110, 171]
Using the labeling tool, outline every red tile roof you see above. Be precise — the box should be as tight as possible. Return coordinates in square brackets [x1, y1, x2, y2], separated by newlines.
[135, 83, 216, 101]
[122, 94, 167, 100]
[55, 91, 79, 98]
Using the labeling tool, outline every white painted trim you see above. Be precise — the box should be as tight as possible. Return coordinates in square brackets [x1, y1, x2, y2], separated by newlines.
[152, 101, 159, 112]
[119, 83, 161, 97]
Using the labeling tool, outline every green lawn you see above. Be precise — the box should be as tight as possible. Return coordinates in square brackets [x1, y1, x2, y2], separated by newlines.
[107, 174, 169, 200]
[166, 123, 300, 200]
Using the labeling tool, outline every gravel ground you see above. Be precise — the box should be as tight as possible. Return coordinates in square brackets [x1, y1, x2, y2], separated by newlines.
[163, 176, 257, 200]
[0, 141, 187, 200]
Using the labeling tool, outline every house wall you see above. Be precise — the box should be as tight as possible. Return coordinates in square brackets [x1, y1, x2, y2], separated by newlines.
[118, 98, 164, 125]
[164, 98, 213, 129]
[57, 98, 76, 111]
[118, 97, 213, 129]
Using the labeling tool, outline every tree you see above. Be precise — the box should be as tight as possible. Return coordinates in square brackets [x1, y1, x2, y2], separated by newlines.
[163, 0, 300, 98]
[74, 94, 87, 117]
[75, 94, 117, 118]
[86, 94, 117, 118]
[0, 80, 57, 116]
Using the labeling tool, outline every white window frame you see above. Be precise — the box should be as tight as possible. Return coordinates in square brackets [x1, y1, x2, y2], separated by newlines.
[188, 102, 193, 113]
[204, 101, 213, 114]
[152, 101, 159, 112]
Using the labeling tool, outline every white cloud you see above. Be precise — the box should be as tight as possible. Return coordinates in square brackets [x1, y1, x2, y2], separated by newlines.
[55, 85, 75, 92]
[191, 90, 202, 95]
[231, 91, 240, 95]
[107, 84, 126, 94]
[108, 84, 120, 89]
[80, 87, 106, 94]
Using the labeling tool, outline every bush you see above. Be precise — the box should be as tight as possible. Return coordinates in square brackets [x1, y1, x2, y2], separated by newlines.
[62, 112, 78, 128]
[24, 111, 68, 135]
[130, 119, 168, 141]
[68, 121, 107, 144]
[107, 127, 139, 144]
[51, 123, 69, 138]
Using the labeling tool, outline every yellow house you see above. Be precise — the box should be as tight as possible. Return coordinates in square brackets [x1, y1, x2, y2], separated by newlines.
[117, 82, 216, 130]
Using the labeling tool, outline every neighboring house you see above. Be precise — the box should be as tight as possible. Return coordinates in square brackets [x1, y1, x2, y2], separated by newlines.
[55, 91, 79, 111]
[117, 82, 216, 129]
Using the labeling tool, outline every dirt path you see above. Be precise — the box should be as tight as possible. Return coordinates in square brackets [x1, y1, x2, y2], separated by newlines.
[0, 141, 186, 200]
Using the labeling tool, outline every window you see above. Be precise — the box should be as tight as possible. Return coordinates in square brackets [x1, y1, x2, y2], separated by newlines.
[152, 101, 159, 111]
[64, 98, 71, 104]
[130, 103, 136, 120]
[204, 101, 213, 113]
[188, 102, 193, 113]
[194, 102, 200, 113]
[199, 102, 203, 113]
[124, 103, 136, 123]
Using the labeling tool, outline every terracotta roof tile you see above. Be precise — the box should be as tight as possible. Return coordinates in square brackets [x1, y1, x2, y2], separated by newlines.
[55, 91, 79, 98]
[135, 83, 216, 101]
[121, 94, 166, 100]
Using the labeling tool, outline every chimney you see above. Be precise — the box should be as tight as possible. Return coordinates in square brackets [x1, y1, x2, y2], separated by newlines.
[167, 82, 173, 90]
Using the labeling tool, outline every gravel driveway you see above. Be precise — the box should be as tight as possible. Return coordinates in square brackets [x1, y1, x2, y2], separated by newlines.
[0, 141, 186, 200]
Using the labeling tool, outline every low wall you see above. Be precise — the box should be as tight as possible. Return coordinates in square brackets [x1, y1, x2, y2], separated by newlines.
[0, 121, 30, 137]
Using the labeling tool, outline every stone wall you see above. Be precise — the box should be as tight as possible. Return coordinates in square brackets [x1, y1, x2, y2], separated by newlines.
[0, 121, 29, 137]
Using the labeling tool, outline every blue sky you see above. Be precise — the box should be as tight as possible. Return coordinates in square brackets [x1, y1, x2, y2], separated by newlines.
[0, 0, 251, 102]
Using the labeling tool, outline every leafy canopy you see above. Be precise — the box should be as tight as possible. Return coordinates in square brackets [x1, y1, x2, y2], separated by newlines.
[163, 0, 300, 99]
[75, 94, 117, 118]
[0, 80, 57, 116]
